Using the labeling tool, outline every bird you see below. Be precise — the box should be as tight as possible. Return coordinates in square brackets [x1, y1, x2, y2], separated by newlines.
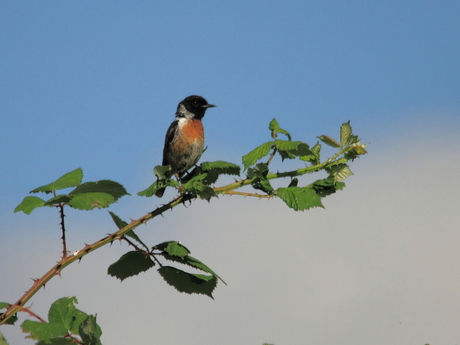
[155, 95, 216, 198]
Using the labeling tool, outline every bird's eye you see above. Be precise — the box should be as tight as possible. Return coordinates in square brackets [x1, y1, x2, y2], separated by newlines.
[192, 100, 198, 105]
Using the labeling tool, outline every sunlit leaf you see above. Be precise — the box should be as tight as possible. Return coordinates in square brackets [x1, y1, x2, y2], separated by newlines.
[269, 118, 291, 140]
[30, 168, 83, 194]
[242, 141, 273, 171]
[69, 180, 128, 200]
[317, 135, 340, 148]
[153, 241, 191, 258]
[14, 196, 46, 214]
[340, 121, 352, 147]
[67, 192, 115, 210]
[276, 187, 324, 211]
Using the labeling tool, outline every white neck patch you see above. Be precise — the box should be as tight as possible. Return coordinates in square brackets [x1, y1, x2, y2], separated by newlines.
[176, 104, 195, 119]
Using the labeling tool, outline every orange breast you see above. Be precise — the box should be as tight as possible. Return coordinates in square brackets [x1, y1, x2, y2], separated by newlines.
[180, 119, 204, 144]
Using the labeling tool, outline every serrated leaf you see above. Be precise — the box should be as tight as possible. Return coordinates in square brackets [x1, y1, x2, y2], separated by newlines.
[181, 174, 217, 200]
[22, 295, 78, 342]
[317, 135, 341, 148]
[326, 164, 353, 181]
[161, 253, 226, 285]
[69, 180, 128, 200]
[276, 187, 324, 211]
[274, 140, 311, 159]
[154, 241, 191, 258]
[158, 266, 217, 298]
[269, 118, 291, 140]
[48, 297, 78, 331]
[200, 161, 241, 184]
[200, 161, 240, 174]
[67, 192, 115, 210]
[311, 176, 346, 197]
[300, 141, 321, 164]
[107, 251, 155, 281]
[21, 320, 66, 343]
[242, 141, 273, 171]
[30, 168, 83, 194]
[44, 195, 72, 206]
[340, 121, 352, 147]
[138, 179, 178, 197]
[14, 196, 46, 214]
[108, 211, 146, 248]
[79, 315, 102, 345]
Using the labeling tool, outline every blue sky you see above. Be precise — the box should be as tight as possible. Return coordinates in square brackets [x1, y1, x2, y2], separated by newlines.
[1, 1, 460, 344]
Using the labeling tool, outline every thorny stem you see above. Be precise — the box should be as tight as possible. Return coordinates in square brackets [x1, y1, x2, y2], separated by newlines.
[0, 149, 349, 325]
[59, 204, 67, 259]
[18, 305, 46, 323]
[0, 195, 184, 325]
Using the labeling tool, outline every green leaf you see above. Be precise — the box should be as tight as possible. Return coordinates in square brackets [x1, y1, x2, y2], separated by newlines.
[158, 266, 218, 298]
[154, 241, 225, 284]
[200, 161, 240, 175]
[161, 253, 226, 285]
[182, 174, 217, 200]
[30, 168, 83, 194]
[340, 121, 352, 147]
[79, 315, 102, 345]
[247, 163, 273, 194]
[300, 141, 321, 165]
[153, 165, 172, 179]
[107, 251, 155, 281]
[276, 187, 324, 211]
[138, 179, 178, 197]
[108, 211, 128, 229]
[21, 297, 89, 343]
[21, 320, 67, 343]
[48, 297, 78, 331]
[108, 211, 146, 248]
[200, 161, 241, 184]
[69, 309, 89, 335]
[311, 176, 346, 197]
[44, 195, 72, 206]
[269, 118, 292, 140]
[67, 192, 115, 210]
[69, 180, 129, 200]
[274, 140, 311, 159]
[0, 332, 10, 345]
[14, 196, 46, 214]
[326, 164, 353, 181]
[0, 303, 9, 309]
[317, 135, 341, 148]
[242, 141, 273, 171]
[153, 241, 191, 258]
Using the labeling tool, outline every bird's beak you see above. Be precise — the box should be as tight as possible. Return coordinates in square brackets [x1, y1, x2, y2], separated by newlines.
[203, 104, 216, 108]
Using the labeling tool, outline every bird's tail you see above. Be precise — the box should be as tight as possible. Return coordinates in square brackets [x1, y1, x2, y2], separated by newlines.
[155, 187, 166, 198]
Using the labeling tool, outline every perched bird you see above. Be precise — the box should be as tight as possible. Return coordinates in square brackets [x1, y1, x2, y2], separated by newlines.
[155, 95, 216, 198]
